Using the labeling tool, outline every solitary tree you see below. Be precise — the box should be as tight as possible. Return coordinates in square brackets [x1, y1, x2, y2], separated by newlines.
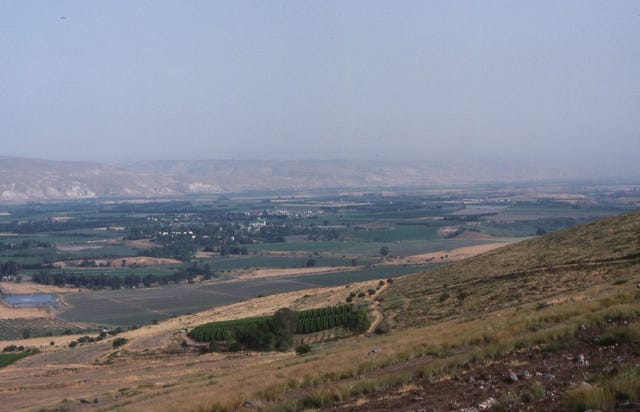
[379, 246, 389, 257]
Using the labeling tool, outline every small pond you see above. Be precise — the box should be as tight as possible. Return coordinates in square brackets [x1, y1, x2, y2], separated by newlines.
[2, 293, 59, 308]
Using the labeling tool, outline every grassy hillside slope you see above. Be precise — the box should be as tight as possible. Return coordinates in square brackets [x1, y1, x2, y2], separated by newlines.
[382, 210, 640, 328]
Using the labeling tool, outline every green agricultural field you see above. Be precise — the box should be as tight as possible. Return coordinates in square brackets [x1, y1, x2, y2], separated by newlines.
[349, 225, 440, 242]
[250, 237, 500, 259]
[0, 349, 39, 368]
[55, 245, 138, 259]
[247, 240, 373, 254]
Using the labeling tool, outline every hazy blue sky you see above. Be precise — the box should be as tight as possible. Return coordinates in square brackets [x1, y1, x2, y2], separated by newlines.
[1, 1, 639, 164]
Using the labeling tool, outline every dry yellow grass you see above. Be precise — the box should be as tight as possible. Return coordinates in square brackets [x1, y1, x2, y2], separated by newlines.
[0, 304, 50, 320]
[0, 281, 72, 295]
[1, 273, 638, 412]
[1, 332, 101, 348]
[0, 278, 386, 411]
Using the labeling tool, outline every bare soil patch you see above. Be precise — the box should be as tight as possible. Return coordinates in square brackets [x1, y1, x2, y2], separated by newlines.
[55, 242, 109, 251]
[53, 256, 181, 268]
[1, 332, 100, 350]
[118, 257, 181, 266]
[455, 230, 494, 239]
[124, 239, 161, 249]
[0, 304, 49, 319]
[236, 265, 355, 280]
[194, 250, 216, 258]
[0, 281, 72, 295]
[438, 226, 494, 240]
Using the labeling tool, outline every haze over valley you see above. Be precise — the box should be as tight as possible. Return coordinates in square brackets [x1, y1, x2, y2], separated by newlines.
[1, 1, 640, 411]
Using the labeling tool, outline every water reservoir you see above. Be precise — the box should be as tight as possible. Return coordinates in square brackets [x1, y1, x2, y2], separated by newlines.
[2, 293, 59, 308]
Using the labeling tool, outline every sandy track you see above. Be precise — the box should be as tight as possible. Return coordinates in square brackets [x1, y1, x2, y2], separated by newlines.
[235, 265, 355, 280]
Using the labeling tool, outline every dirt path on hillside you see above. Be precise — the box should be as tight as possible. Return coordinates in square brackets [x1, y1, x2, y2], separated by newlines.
[366, 284, 388, 334]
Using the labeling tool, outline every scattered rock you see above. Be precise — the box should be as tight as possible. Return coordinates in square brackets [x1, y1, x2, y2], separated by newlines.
[506, 370, 519, 383]
[577, 354, 589, 366]
[242, 400, 256, 409]
[80, 398, 91, 404]
[412, 396, 424, 401]
[478, 397, 498, 410]
[518, 370, 532, 380]
[368, 348, 382, 355]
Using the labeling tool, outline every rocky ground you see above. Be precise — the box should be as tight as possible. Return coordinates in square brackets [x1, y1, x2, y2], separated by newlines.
[327, 319, 640, 411]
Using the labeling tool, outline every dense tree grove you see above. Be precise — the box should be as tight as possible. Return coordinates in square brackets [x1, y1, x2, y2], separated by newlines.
[30, 263, 217, 289]
[0, 260, 21, 276]
[0, 240, 50, 250]
[189, 305, 370, 352]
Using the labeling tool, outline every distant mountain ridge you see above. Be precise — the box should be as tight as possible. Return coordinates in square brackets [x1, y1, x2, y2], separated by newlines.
[0, 156, 638, 203]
